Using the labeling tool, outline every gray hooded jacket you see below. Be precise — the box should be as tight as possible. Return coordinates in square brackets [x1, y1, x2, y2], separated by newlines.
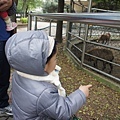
[5, 30, 86, 120]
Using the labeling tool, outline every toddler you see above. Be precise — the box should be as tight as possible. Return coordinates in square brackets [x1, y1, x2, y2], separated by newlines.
[5, 30, 92, 120]
[0, 11, 17, 31]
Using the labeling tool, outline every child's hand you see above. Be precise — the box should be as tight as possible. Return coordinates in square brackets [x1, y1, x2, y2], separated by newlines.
[79, 85, 92, 97]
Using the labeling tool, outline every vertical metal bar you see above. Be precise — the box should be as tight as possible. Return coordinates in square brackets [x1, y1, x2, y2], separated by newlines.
[66, 0, 73, 48]
[81, 0, 92, 67]
[88, 0, 93, 38]
[88, 0, 92, 13]
[27, 12, 32, 30]
[66, 22, 72, 48]
[79, 5, 84, 37]
[34, 16, 37, 30]
[78, 24, 81, 36]
[49, 19, 52, 36]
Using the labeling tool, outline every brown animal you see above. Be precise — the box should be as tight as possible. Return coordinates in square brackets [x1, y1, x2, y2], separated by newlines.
[86, 48, 114, 73]
[98, 33, 111, 44]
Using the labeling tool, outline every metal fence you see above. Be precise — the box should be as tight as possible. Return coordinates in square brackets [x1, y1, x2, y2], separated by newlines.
[27, 12, 120, 83]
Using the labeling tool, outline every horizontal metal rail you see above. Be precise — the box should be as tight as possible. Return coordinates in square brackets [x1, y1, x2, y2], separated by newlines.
[28, 13, 120, 28]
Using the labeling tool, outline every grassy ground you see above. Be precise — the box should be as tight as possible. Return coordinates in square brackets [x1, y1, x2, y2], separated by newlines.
[57, 43, 120, 120]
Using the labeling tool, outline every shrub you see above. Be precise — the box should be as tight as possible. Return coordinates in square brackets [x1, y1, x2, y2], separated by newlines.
[20, 17, 28, 23]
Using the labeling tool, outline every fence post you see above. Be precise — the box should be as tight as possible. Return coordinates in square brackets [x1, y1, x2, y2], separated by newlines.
[49, 19, 52, 36]
[81, 0, 92, 67]
[34, 16, 37, 30]
[27, 11, 32, 30]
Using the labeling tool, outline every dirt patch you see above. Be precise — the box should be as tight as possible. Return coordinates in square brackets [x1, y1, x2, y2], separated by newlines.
[57, 43, 120, 120]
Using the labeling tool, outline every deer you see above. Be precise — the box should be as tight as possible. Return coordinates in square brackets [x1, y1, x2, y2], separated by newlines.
[98, 33, 111, 45]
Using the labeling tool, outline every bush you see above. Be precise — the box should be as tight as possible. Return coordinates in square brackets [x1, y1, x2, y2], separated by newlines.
[20, 17, 28, 23]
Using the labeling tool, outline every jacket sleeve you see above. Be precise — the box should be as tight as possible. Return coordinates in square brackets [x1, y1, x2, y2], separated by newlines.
[37, 87, 86, 120]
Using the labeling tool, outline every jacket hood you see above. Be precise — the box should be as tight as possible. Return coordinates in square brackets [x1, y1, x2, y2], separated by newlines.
[5, 30, 50, 76]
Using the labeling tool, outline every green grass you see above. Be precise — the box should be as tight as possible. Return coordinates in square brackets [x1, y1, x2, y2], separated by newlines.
[82, 68, 120, 93]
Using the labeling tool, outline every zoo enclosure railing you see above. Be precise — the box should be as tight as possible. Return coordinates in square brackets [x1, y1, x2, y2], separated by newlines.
[27, 12, 120, 83]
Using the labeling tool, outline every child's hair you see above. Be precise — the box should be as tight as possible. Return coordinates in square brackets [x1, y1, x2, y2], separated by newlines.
[46, 40, 57, 64]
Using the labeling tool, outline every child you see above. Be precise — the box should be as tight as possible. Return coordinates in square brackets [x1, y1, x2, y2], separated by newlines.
[5, 30, 92, 120]
[0, 11, 17, 31]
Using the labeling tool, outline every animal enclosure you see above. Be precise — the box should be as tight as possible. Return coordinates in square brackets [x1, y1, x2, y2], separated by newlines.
[67, 24, 120, 82]
[27, 13, 120, 83]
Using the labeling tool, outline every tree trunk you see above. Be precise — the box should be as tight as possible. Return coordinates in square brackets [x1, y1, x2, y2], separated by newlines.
[14, 0, 18, 5]
[55, 0, 64, 43]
